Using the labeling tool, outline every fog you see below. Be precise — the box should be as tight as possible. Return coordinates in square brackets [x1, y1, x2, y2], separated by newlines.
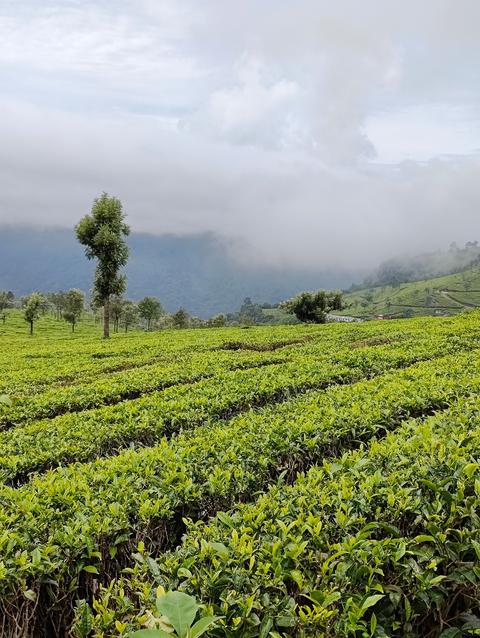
[1, 0, 480, 270]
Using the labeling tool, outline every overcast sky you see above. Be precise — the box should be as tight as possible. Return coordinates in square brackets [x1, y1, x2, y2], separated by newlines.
[1, 0, 480, 269]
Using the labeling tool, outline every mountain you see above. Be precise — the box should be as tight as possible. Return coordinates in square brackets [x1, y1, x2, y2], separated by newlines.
[0, 226, 357, 317]
[361, 242, 480, 288]
[336, 263, 480, 319]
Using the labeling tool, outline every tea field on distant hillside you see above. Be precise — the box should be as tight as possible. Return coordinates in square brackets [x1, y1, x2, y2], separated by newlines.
[337, 264, 480, 319]
[1, 312, 480, 637]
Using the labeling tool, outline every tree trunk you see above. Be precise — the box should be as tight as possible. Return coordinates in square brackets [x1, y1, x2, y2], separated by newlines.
[30, 320, 33, 336]
[72, 321, 75, 333]
[103, 296, 110, 338]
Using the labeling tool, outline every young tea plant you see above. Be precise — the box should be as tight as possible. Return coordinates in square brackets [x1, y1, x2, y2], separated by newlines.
[0, 393, 11, 407]
[130, 590, 220, 638]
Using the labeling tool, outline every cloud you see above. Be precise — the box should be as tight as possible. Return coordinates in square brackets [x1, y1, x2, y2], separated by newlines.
[0, 0, 480, 272]
[202, 55, 301, 149]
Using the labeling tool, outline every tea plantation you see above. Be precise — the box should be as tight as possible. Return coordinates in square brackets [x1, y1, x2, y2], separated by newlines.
[1, 312, 480, 637]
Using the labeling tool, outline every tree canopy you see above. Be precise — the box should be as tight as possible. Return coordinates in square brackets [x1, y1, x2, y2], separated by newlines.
[121, 300, 139, 332]
[0, 291, 15, 323]
[138, 296, 163, 330]
[76, 193, 130, 338]
[281, 290, 343, 323]
[172, 307, 190, 328]
[62, 289, 85, 332]
[23, 292, 47, 335]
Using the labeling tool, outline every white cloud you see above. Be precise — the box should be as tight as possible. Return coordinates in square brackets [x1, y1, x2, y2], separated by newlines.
[0, 0, 480, 270]
[366, 104, 480, 163]
[195, 55, 301, 149]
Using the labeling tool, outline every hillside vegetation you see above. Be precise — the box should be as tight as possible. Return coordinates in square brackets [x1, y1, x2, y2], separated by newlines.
[338, 264, 480, 319]
[1, 311, 480, 636]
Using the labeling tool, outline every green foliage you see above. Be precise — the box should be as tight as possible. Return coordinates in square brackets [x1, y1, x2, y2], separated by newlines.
[47, 290, 68, 319]
[138, 297, 163, 330]
[91, 395, 480, 636]
[340, 263, 480, 319]
[23, 292, 47, 335]
[0, 394, 11, 407]
[109, 295, 125, 333]
[1, 313, 480, 636]
[0, 290, 15, 323]
[281, 290, 343, 323]
[122, 300, 140, 332]
[0, 347, 288, 431]
[239, 297, 266, 325]
[62, 289, 85, 332]
[208, 313, 227, 327]
[74, 599, 93, 638]
[130, 590, 219, 638]
[172, 308, 190, 328]
[76, 192, 130, 337]
[226, 298, 277, 325]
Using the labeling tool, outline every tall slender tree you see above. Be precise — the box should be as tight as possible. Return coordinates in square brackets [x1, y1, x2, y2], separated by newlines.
[47, 291, 67, 320]
[121, 300, 139, 333]
[62, 289, 85, 332]
[109, 295, 124, 333]
[0, 291, 14, 324]
[76, 193, 130, 338]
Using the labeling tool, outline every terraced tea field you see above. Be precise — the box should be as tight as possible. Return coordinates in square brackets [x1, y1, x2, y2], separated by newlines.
[1, 312, 480, 637]
[337, 264, 480, 320]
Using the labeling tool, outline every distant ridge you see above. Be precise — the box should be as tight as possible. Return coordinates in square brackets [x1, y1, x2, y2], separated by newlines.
[0, 226, 357, 317]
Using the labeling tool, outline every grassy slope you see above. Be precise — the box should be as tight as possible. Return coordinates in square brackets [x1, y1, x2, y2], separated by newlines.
[0, 309, 100, 339]
[337, 264, 480, 319]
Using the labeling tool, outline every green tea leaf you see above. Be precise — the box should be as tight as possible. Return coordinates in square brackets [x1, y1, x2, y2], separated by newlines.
[361, 594, 384, 611]
[190, 615, 221, 638]
[156, 592, 198, 638]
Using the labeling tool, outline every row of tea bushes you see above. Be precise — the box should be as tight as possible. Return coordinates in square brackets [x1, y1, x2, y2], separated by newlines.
[1, 348, 480, 634]
[0, 349, 288, 425]
[0, 330, 469, 482]
[88, 394, 480, 637]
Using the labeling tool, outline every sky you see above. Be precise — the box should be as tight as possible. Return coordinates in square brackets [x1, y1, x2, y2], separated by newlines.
[1, 0, 480, 270]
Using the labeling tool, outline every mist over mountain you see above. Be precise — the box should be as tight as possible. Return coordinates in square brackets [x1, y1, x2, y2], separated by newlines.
[0, 227, 359, 317]
[2, 2, 480, 271]
[361, 242, 480, 289]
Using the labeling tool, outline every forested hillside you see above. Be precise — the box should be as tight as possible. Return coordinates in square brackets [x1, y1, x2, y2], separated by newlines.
[0, 227, 356, 317]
